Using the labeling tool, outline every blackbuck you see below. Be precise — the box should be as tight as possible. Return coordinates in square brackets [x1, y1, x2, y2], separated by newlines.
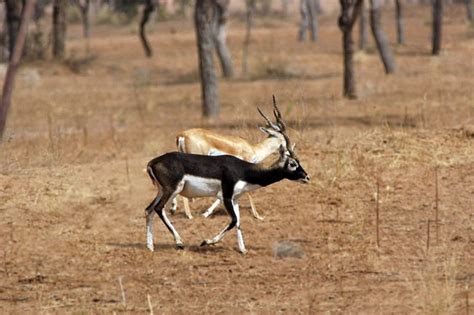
[145, 145, 310, 254]
[172, 97, 291, 220]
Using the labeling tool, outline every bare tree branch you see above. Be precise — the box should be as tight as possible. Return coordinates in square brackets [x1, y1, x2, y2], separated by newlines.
[140, 0, 156, 57]
[0, 0, 37, 141]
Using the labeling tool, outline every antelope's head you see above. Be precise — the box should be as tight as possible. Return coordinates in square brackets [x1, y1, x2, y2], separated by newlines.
[257, 95, 296, 157]
[275, 144, 310, 184]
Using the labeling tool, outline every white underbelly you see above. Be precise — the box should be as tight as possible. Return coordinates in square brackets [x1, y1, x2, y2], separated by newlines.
[180, 175, 222, 198]
[233, 180, 261, 197]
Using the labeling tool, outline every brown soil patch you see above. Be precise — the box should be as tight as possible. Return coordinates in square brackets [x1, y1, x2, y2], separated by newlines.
[1, 5, 473, 314]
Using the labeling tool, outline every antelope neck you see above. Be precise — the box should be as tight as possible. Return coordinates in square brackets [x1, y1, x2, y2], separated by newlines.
[244, 165, 287, 187]
[251, 137, 282, 163]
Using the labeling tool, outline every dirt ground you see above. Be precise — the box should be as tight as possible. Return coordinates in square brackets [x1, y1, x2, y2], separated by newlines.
[1, 4, 473, 314]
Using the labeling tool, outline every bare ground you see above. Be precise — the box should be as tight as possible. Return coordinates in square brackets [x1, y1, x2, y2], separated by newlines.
[1, 5, 473, 314]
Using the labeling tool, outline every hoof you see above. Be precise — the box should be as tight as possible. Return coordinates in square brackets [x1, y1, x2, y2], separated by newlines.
[176, 243, 185, 250]
[185, 214, 194, 220]
[200, 240, 209, 247]
[202, 212, 210, 218]
[147, 244, 154, 252]
[255, 215, 265, 221]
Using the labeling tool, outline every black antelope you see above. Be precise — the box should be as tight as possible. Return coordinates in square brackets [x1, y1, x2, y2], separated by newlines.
[145, 145, 309, 254]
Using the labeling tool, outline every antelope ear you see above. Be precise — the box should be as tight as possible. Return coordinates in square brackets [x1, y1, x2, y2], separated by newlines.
[260, 126, 281, 137]
[259, 126, 270, 135]
[278, 144, 287, 157]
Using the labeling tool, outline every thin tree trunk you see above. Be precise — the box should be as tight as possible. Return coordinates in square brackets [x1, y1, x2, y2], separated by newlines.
[5, 0, 23, 60]
[75, 0, 90, 54]
[359, 1, 368, 50]
[79, 0, 90, 39]
[53, 0, 67, 60]
[213, 0, 234, 78]
[314, 0, 322, 14]
[342, 29, 356, 98]
[369, 0, 396, 74]
[298, 0, 317, 42]
[467, 0, 473, 21]
[432, 0, 442, 55]
[298, 0, 309, 41]
[339, 0, 363, 99]
[395, 0, 405, 45]
[242, 0, 256, 75]
[308, 0, 318, 41]
[261, 0, 272, 16]
[140, 0, 156, 57]
[195, 0, 219, 118]
[0, 0, 36, 141]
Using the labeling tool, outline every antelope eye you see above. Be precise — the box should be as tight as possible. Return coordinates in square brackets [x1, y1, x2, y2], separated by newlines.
[288, 160, 298, 169]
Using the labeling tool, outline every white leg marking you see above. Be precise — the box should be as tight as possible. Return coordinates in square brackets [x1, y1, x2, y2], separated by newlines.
[202, 199, 221, 218]
[236, 228, 247, 254]
[233, 202, 247, 254]
[170, 197, 178, 214]
[146, 211, 155, 251]
[162, 210, 184, 247]
[163, 191, 184, 247]
[204, 228, 227, 245]
[145, 194, 161, 252]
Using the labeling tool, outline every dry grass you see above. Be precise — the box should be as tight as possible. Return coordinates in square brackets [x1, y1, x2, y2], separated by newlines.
[0, 4, 473, 314]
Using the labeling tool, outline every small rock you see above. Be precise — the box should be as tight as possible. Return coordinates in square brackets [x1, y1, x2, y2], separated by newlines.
[273, 241, 305, 259]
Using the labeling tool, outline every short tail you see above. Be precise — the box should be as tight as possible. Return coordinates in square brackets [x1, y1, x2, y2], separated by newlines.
[176, 136, 186, 153]
[147, 165, 159, 187]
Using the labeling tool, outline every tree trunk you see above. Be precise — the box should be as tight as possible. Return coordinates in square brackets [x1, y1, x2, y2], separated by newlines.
[78, 0, 90, 39]
[213, 0, 234, 78]
[342, 28, 356, 99]
[395, 0, 405, 45]
[195, 0, 219, 118]
[339, 0, 363, 99]
[432, 0, 442, 55]
[5, 0, 23, 60]
[242, 0, 256, 75]
[75, 0, 90, 54]
[369, 0, 396, 74]
[139, 0, 156, 57]
[260, 0, 272, 16]
[467, 0, 473, 21]
[314, 0, 322, 14]
[359, 1, 368, 50]
[1, 0, 36, 141]
[53, 0, 67, 60]
[298, 0, 318, 42]
[308, 0, 318, 41]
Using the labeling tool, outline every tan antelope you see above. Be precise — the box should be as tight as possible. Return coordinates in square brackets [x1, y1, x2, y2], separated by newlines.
[171, 97, 291, 220]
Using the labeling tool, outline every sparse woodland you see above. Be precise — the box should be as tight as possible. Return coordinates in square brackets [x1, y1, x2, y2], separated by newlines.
[0, 0, 473, 313]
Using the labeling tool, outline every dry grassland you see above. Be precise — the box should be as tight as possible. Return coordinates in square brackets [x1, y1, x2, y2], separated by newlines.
[0, 4, 473, 314]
